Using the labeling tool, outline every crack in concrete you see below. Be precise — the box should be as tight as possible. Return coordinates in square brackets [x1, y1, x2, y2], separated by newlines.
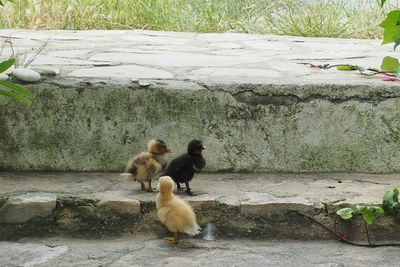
[231, 90, 400, 106]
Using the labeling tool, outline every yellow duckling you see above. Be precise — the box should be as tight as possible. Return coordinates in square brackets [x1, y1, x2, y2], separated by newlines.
[156, 176, 200, 244]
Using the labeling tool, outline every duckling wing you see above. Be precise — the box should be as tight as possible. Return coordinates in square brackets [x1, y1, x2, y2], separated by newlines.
[164, 154, 195, 183]
[193, 156, 206, 173]
[127, 152, 162, 182]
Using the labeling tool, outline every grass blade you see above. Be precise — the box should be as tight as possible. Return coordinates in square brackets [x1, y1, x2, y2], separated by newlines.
[0, 58, 15, 73]
[0, 80, 34, 100]
[0, 89, 32, 104]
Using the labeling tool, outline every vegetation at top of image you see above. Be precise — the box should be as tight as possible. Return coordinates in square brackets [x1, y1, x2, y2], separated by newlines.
[0, 0, 390, 39]
[0, 0, 14, 6]
[302, 1, 400, 81]
[0, 1, 34, 105]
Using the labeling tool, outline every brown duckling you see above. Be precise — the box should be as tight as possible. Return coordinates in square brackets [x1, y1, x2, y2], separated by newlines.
[163, 139, 206, 196]
[126, 139, 174, 192]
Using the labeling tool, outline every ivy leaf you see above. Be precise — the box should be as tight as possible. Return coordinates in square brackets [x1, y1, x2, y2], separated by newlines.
[357, 66, 366, 72]
[380, 0, 387, 7]
[383, 188, 399, 215]
[381, 56, 400, 72]
[379, 10, 400, 45]
[336, 208, 354, 220]
[336, 65, 356, 71]
[356, 205, 384, 225]
[336, 65, 357, 71]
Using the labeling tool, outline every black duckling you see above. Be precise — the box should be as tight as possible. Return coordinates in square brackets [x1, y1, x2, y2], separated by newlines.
[126, 139, 174, 192]
[163, 139, 206, 196]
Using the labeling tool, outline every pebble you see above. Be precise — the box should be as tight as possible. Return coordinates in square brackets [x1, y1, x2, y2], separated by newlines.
[138, 80, 151, 87]
[32, 67, 60, 76]
[12, 68, 41, 82]
[0, 73, 9, 81]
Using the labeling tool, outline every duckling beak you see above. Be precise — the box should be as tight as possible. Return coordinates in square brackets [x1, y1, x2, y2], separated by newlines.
[167, 147, 175, 153]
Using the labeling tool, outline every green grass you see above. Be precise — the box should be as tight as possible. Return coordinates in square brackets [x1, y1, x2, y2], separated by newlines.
[0, 0, 390, 39]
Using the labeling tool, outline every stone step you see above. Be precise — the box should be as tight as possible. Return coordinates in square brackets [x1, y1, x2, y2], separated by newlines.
[1, 238, 398, 266]
[1, 172, 399, 241]
[1, 30, 400, 173]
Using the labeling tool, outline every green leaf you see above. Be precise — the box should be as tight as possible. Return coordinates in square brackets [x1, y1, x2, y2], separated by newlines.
[336, 65, 356, 71]
[336, 208, 354, 220]
[0, 90, 32, 104]
[0, 80, 34, 100]
[0, 58, 15, 73]
[379, 10, 400, 45]
[383, 188, 399, 215]
[381, 56, 400, 72]
[394, 39, 400, 51]
[357, 66, 366, 72]
[356, 205, 384, 225]
[380, 0, 387, 7]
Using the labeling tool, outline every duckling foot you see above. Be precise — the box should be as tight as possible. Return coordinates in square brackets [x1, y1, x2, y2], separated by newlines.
[140, 182, 146, 192]
[146, 187, 158, 193]
[186, 190, 204, 196]
[164, 237, 179, 244]
[177, 184, 185, 191]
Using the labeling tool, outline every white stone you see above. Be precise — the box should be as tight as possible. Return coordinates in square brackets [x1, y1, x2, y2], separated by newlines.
[243, 40, 291, 51]
[47, 49, 92, 59]
[12, 68, 41, 82]
[0, 193, 57, 224]
[32, 67, 60, 75]
[121, 34, 190, 45]
[197, 33, 264, 42]
[190, 67, 282, 78]
[90, 52, 266, 67]
[0, 73, 9, 80]
[69, 65, 174, 79]
[138, 80, 151, 87]
[209, 42, 243, 49]
[98, 198, 140, 215]
[28, 54, 96, 66]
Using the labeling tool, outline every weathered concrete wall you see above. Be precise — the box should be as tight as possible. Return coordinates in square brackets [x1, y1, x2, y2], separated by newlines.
[2, 79, 400, 172]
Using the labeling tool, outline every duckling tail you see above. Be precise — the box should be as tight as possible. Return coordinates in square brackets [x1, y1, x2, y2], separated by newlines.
[185, 223, 201, 236]
[122, 166, 137, 182]
[127, 166, 137, 175]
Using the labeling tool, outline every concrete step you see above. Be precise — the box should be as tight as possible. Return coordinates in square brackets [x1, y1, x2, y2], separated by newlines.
[2, 30, 400, 173]
[1, 172, 399, 241]
[1, 238, 399, 266]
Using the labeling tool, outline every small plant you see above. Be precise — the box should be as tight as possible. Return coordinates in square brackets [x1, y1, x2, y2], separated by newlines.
[0, 58, 34, 104]
[382, 188, 399, 215]
[0, 0, 34, 105]
[295, 187, 400, 247]
[337, 205, 384, 246]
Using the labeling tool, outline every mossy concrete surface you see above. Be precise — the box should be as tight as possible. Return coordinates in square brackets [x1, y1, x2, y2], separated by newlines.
[1, 172, 400, 241]
[1, 30, 400, 172]
[2, 80, 400, 172]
